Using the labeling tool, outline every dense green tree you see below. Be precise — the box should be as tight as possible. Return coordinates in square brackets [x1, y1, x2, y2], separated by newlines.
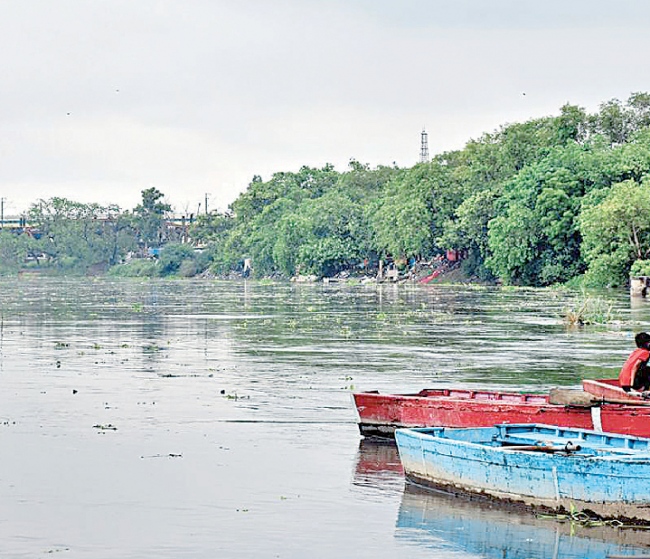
[0, 230, 29, 274]
[369, 187, 433, 259]
[291, 190, 368, 276]
[628, 92, 650, 129]
[485, 154, 586, 285]
[188, 211, 234, 245]
[593, 98, 632, 145]
[220, 167, 343, 276]
[132, 187, 172, 247]
[437, 189, 499, 280]
[493, 117, 558, 172]
[27, 197, 134, 272]
[185, 93, 650, 284]
[556, 103, 590, 144]
[335, 161, 399, 203]
[230, 166, 338, 223]
[579, 178, 650, 286]
[158, 243, 196, 276]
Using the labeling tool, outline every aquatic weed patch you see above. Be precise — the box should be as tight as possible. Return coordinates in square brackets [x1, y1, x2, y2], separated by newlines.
[563, 295, 615, 326]
[93, 423, 117, 431]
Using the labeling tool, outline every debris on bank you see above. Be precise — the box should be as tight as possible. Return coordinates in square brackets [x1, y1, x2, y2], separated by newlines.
[294, 256, 466, 285]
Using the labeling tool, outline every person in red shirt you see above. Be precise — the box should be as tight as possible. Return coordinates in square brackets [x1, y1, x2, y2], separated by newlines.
[619, 332, 650, 392]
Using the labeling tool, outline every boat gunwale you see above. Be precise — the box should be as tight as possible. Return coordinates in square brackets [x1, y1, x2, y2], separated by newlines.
[398, 423, 650, 461]
[355, 388, 650, 409]
[355, 388, 553, 405]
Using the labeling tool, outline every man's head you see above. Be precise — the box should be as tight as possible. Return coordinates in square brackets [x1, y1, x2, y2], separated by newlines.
[635, 332, 650, 349]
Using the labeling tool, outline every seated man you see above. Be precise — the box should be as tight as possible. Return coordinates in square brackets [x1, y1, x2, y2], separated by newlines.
[619, 332, 650, 392]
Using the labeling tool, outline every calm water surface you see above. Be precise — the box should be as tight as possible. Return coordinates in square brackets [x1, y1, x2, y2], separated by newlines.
[1, 277, 649, 558]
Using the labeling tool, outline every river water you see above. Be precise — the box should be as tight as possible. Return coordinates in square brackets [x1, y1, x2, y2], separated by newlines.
[1, 277, 649, 558]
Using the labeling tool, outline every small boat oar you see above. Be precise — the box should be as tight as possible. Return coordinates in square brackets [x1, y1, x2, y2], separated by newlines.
[501, 441, 582, 453]
[596, 397, 650, 406]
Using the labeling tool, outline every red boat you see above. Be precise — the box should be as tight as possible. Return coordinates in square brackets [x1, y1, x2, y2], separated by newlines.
[582, 378, 648, 402]
[353, 385, 650, 439]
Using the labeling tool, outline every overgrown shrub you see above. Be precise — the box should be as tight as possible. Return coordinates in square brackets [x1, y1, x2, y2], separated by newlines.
[630, 260, 650, 277]
[158, 243, 195, 276]
[107, 259, 159, 277]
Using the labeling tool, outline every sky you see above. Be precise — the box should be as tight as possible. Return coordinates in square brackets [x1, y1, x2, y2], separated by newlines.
[2, 0, 650, 217]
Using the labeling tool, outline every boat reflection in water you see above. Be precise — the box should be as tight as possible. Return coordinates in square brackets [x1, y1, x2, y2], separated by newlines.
[396, 484, 650, 559]
[352, 438, 404, 496]
[354, 438, 402, 475]
[353, 439, 650, 559]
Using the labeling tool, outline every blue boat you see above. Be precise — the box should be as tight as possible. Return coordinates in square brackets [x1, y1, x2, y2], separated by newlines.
[395, 423, 650, 522]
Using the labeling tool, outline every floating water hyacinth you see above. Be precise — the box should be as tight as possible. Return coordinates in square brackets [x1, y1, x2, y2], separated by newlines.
[563, 294, 615, 326]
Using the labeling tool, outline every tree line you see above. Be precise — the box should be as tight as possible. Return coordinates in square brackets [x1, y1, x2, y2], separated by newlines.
[0, 187, 180, 275]
[3, 92, 650, 287]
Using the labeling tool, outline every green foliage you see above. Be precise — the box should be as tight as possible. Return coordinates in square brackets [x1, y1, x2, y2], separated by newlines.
[279, 190, 368, 276]
[178, 258, 199, 277]
[630, 259, 650, 277]
[202, 165, 385, 278]
[0, 230, 29, 274]
[369, 188, 433, 259]
[189, 212, 234, 245]
[27, 197, 135, 273]
[486, 205, 538, 284]
[579, 178, 650, 286]
[107, 259, 160, 278]
[556, 103, 590, 144]
[158, 243, 199, 276]
[132, 187, 172, 247]
[483, 145, 591, 285]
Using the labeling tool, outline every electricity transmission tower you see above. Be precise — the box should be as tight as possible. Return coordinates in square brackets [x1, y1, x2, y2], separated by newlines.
[420, 128, 429, 163]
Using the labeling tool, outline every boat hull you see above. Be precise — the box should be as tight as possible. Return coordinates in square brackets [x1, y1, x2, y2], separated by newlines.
[354, 388, 650, 438]
[395, 424, 650, 522]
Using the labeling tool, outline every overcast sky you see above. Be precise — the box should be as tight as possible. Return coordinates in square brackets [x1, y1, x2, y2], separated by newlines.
[2, 0, 650, 216]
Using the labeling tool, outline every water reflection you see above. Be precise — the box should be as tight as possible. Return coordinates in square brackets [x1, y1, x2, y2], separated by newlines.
[352, 438, 403, 492]
[353, 439, 650, 559]
[396, 484, 650, 559]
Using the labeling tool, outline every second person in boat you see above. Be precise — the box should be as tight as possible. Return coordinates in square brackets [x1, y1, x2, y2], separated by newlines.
[619, 332, 650, 394]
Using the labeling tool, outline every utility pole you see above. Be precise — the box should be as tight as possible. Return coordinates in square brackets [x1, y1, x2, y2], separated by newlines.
[0, 197, 4, 229]
[420, 128, 430, 163]
[204, 193, 209, 215]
